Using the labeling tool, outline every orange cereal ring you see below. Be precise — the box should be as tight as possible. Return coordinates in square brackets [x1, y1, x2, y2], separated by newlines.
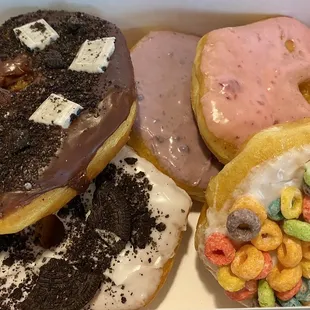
[204, 232, 235, 266]
[231, 244, 264, 280]
[229, 196, 267, 223]
[255, 252, 273, 280]
[276, 279, 302, 301]
[303, 196, 310, 223]
[302, 241, 310, 260]
[277, 234, 302, 268]
[267, 264, 302, 292]
[251, 219, 283, 251]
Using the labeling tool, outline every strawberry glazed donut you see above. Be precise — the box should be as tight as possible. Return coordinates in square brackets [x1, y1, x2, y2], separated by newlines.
[192, 17, 310, 163]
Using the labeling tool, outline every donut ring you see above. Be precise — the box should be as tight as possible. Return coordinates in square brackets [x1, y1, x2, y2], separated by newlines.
[192, 17, 310, 163]
[195, 118, 310, 307]
[0, 10, 136, 234]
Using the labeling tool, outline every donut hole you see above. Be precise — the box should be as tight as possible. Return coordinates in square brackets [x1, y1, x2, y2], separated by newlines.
[299, 79, 310, 104]
[35, 214, 65, 249]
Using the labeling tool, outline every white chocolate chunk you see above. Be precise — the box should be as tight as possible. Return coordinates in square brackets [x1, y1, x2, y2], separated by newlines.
[14, 19, 59, 50]
[29, 94, 83, 129]
[69, 37, 116, 73]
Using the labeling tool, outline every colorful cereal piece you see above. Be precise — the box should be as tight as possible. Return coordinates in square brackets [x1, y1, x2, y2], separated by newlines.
[277, 297, 302, 307]
[229, 196, 267, 223]
[204, 233, 235, 266]
[296, 278, 310, 302]
[225, 280, 257, 302]
[276, 279, 302, 301]
[267, 264, 302, 292]
[277, 234, 302, 268]
[303, 196, 310, 223]
[304, 161, 310, 187]
[283, 220, 310, 242]
[217, 266, 245, 292]
[255, 252, 273, 280]
[267, 198, 284, 221]
[281, 186, 303, 219]
[302, 179, 310, 197]
[231, 244, 264, 280]
[302, 241, 310, 260]
[301, 258, 310, 279]
[226, 209, 261, 242]
[251, 219, 283, 251]
[258, 280, 275, 307]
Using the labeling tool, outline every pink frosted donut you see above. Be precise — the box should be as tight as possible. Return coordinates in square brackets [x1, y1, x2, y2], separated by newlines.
[192, 17, 310, 163]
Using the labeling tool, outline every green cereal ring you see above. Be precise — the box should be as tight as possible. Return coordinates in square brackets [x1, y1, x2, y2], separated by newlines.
[304, 162, 310, 187]
[267, 198, 284, 221]
[277, 297, 302, 307]
[283, 220, 310, 242]
[258, 280, 275, 307]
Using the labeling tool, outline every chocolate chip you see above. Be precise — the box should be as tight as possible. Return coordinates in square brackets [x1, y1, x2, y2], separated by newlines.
[124, 157, 137, 165]
[121, 296, 127, 304]
[156, 222, 166, 232]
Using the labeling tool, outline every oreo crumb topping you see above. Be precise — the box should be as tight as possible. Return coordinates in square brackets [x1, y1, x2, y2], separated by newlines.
[124, 157, 137, 165]
[0, 10, 133, 194]
[0, 158, 167, 309]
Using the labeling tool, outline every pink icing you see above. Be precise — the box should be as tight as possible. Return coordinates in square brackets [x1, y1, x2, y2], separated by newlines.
[200, 17, 310, 145]
[131, 31, 222, 188]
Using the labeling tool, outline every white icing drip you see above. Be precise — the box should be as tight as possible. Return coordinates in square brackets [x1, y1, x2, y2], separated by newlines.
[88, 146, 192, 310]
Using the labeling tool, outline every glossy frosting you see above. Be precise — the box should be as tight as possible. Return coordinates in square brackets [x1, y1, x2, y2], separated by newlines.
[131, 31, 222, 188]
[198, 145, 310, 307]
[0, 11, 135, 215]
[200, 17, 310, 145]
[0, 146, 192, 309]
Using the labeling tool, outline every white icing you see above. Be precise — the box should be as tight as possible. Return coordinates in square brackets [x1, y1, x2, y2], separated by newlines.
[13, 19, 59, 50]
[198, 145, 310, 307]
[88, 146, 192, 310]
[69, 37, 116, 73]
[29, 93, 83, 129]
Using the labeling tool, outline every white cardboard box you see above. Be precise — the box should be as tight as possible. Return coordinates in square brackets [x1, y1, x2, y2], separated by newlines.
[1, 1, 309, 309]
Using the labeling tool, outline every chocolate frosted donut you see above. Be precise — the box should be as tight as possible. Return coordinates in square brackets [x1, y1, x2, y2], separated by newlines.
[0, 146, 191, 310]
[0, 10, 136, 233]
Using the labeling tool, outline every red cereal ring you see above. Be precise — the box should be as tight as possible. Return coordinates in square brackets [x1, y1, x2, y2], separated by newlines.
[255, 252, 273, 280]
[276, 279, 302, 301]
[303, 196, 310, 223]
[225, 281, 257, 301]
[204, 232, 235, 266]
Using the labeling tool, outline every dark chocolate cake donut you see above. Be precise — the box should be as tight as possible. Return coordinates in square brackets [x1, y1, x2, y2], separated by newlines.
[0, 146, 191, 310]
[0, 10, 137, 234]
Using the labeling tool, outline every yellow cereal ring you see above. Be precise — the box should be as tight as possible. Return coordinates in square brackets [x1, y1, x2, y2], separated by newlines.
[267, 264, 302, 292]
[229, 196, 267, 224]
[301, 258, 310, 279]
[281, 186, 302, 219]
[277, 234, 302, 268]
[302, 241, 310, 260]
[217, 266, 246, 292]
[251, 219, 283, 251]
[231, 244, 264, 280]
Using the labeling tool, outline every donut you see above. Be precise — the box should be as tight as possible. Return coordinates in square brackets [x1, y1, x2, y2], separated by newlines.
[192, 17, 310, 163]
[0, 10, 136, 234]
[195, 118, 310, 307]
[129, 31, 222, 201]
[0, 146, 191, 310]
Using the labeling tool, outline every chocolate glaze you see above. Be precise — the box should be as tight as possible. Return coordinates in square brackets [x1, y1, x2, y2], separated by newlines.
[0, 10, 136, 217]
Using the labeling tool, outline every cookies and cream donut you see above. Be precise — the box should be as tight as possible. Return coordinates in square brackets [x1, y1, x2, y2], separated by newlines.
[192, 17, 310, 164]
[129, 31, 222, 201]
[195, 118, 310, 307]
[0, 10, 136, 234]
[0, 146, 191, 310]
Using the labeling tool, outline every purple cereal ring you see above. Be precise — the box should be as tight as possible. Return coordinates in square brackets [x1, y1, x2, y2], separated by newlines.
[227, 209, 261, 242]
